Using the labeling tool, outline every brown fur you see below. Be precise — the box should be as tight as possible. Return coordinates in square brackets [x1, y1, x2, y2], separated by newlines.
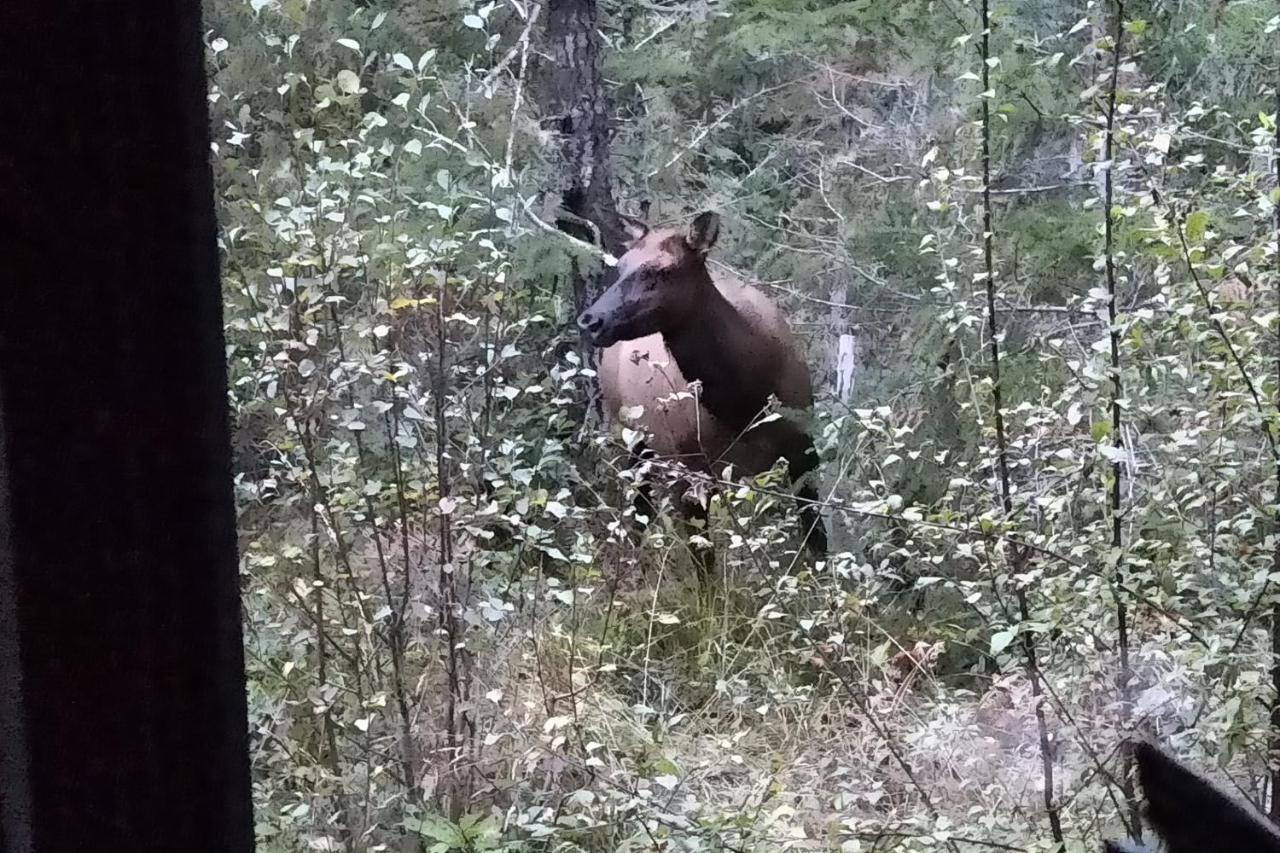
[598, 268, 812, 474]
[578, 212, 826, 555]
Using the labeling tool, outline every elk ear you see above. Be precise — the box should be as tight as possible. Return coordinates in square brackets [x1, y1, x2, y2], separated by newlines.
[619, 214, 649, 247]
[685, 211, 720, 255]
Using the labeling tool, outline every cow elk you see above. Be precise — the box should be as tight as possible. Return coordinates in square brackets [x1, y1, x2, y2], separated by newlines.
[576, 211, 827, 561]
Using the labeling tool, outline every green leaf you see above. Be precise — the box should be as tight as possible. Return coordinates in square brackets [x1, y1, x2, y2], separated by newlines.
[990, 630, 1015, 656]
[1185, 210, 1210, 243]
[409, 816, 461, 844]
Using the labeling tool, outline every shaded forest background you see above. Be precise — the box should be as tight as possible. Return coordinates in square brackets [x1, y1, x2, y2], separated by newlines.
[206, 0, 1280, 850]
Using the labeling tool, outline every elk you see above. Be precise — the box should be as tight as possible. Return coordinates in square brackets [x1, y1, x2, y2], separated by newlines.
[576, 211, 827, 557]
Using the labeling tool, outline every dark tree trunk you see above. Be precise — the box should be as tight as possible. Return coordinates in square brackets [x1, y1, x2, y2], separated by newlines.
[544, 0, 626, 320]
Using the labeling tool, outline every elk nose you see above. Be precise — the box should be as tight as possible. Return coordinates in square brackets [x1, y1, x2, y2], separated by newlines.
[576, 311, 602, 334]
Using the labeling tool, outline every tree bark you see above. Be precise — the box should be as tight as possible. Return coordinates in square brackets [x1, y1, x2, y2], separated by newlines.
[827, 275, 858, 403]
[544, 0, 626, 319]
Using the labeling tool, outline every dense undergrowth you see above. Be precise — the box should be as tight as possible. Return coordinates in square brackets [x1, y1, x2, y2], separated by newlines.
[209, 0, 1280, 850]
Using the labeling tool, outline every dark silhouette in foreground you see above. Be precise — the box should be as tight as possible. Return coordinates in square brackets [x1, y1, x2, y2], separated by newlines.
[1104, 740, 1280, 853]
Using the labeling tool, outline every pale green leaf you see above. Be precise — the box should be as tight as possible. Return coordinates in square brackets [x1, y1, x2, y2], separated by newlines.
[335, 70, 361, 94]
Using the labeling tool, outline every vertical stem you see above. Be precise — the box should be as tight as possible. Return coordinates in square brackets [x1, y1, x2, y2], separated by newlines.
[431, 271, 466, 820]
[1270, 83, 1280, 821]
[1103, 1, 1141, 839]
[323, 302, 418, 811]
[383, 410, 422, 798]
[979, 2, 1066, 849]
[300, 420, 355, 853]
[980, 16, 1009, 504]
[280, 284, 357, 850]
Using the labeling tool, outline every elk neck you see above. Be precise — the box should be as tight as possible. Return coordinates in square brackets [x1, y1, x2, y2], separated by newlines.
[662, 269, 774, 432]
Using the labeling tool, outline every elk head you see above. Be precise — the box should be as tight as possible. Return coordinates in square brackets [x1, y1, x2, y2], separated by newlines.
[576, 211, 721, 348]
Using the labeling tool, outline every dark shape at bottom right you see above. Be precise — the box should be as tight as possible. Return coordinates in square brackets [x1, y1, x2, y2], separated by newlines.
[1103, 740, 1280, 853]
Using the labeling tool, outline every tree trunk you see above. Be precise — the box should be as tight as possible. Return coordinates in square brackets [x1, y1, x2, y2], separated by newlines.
[827, 275, 858, 403]
[544, 0, 625, 316]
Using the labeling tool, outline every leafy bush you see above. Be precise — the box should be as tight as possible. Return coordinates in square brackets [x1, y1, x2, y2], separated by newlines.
[210, 0, 1280, 850]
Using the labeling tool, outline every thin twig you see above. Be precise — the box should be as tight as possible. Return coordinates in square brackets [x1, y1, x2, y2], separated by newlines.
[815, 646, 962, 853]
[647, 79, 801, 177]
[1269, 81, 1280, 821]
[500, 2, 541, 183]
[1101, 0, 1141, 839]
[960, 181, 1090, 195]
[522, 196, 618, 264]
[979, 2, 1066, 846]
[1172, 216, 1277, 460]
